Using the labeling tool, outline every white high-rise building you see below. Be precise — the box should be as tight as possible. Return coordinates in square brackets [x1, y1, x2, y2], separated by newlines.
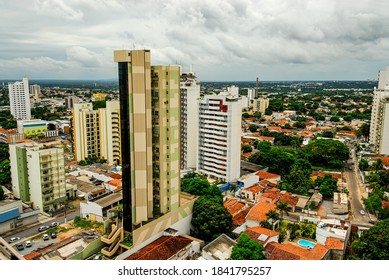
[8, 77, 31, 120]
[180, 72, 200, 169]
[197, 95, 242, 182]
[370, 66, 389, 155]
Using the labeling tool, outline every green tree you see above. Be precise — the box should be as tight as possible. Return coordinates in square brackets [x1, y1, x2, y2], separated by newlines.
[257, 141, 271, 153]
[321, 131, 334, 138]
[92, 100, 106, 110]
[259, 147, 296, 176]
[363, 193, 382, 212]
[241, 144, 253, 153]
[0, 186, 4, 200]
[294, 121, 306, 129]
[350, 219, 389, 260]
[359, 159, 369, 171]
[0, 159, 11, 185]
[284, 166, 311, 195]
[230, 234, 265, 260]
[302, 139, 349, 169]
[357, 123, 370, 140]
[264, 108, 272, 116]
[181, 178, 223, 202]
[191, 197, 233, 243]
[330, 116, 340, 122]
[249, 124, 258, 133]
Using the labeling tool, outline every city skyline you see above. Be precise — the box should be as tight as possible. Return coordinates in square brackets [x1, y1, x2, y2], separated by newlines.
[1, 0, 389, 81]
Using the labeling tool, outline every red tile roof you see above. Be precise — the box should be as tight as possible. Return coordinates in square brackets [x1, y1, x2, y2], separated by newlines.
[226, 202, 245, 216]
[245, 184, 265, 194]
[268, 126, 282, 132]
[382, 201, 389, 209]
[223, 199, 238, 208]
[125, 236, 193, 260]
[381, 157, 389, 166]
[325, 237, 344, 250]
[312, 171, 341, 180]
[258, 136, 275, 141]
[246, 202, 277, 223]
[279, 192, 299, 207]
[244, 226, 279, 245]
[256, 171, 280, 180]
[265, 242, 329, 260]
[233, 206, 251, 226]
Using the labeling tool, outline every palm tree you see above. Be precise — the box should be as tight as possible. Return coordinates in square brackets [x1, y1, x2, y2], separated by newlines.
[266, 210, 280, 230]
[276, 202, 290, 221]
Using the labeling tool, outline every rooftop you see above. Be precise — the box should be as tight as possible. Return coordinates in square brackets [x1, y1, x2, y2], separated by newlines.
[244, 226, 279, 245]
[265, 242, 329, 260]
[246, 202, 277, 222]
[202, 234, 236, 260]
[125, 235, 193, 260]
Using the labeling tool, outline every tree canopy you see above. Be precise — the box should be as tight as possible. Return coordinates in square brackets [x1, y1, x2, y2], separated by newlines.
[350, 219, 389, 260]
[190, 196, 233, 243]
[230, 233, 265, 260]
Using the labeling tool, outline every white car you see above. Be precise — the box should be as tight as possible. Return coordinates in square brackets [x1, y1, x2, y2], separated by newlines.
[9, 237, 21, 243]
[360, 210, 366, 215]
[25, 240, 32, 247]
[42, 234, 49, 241]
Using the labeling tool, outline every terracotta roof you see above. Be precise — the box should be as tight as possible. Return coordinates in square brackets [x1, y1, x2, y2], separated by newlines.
[241, 138, 254, 144]
[226, 202, 245, 216]
[233, 206, 251, 226]
[125, 235, 193, 260]
[223, 199, 238, 208]
[258, 136, 275, 141]
[256, 171, 280, 180]
[325, 237, 344, 250]
[382, 200, 389, 209]
[312, 171, 341, 180]
[108, 173, 122, 179]
[107, 178, 121, 187]
[246, 202, 277, 223]
[265, 242, 329, 260]
[303, 122, 315, 126]
[245, 184, 265, 194]
[242, 152, 252, 158]
[244, 226, 279, 245]
[268, 126, 282, 132]
[279, 192, 299, 207]
[381, 157, 389, 166]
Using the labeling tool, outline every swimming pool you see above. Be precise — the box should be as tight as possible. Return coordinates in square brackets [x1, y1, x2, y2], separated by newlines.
[298, 239, 316, 249]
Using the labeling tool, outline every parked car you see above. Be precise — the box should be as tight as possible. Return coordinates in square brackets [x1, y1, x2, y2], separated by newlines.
[42, 234, 49, 241]
[50, 222, 59, 228]
[38, 225, 49, 232]
[16, 243, 24, 251]
[360, 210, 366, 215]
[25, 240, 32, 247]
[9, 237, 21, 243]
[51, 232, 57, 239]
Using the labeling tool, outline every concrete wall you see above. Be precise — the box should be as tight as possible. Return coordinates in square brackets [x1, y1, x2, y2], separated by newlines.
[69, 239, 106, 260]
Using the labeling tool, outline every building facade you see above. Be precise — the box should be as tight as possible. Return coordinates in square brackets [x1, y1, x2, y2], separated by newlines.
[114, 49, 181, 230]
[72, 103, 101, 162]
[8, 77, 31, 120]
[72, 101, 121, 165]
[180, 72, 200, 169]
[253, 97, 269, 115]
[370, 66, 389, 155]
[9, 142, 66, 213]
[197, 94, 242, 182]
[30, 84, 41, 102]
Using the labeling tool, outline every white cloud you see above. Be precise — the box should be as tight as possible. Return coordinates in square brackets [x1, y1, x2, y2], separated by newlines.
[0, 0, 389, 80]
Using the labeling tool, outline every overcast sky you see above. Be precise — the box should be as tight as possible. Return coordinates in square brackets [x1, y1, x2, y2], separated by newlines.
[1, 0, 389, 81]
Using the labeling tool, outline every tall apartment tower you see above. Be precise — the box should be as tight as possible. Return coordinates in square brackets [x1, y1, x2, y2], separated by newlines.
[197, 95, 242, 182]
[73, 103, 101, 161]
[9, 142, 66, 213]
[180, 72, 200, 169]
[72, 101, 121, 165]
[370, 66, 389, 155]
[114, 50, 181, 231]
[253, 96, 270, 114]
[30, 84, 41, 102]
[8, 77, 31, 120]
[99, 100, 121, 165]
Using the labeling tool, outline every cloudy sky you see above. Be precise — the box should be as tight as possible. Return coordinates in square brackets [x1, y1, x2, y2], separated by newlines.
[1, 0, 389, 81]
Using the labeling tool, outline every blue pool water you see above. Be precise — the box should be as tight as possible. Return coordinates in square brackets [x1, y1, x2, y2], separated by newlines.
[298, 239, 316, 249]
